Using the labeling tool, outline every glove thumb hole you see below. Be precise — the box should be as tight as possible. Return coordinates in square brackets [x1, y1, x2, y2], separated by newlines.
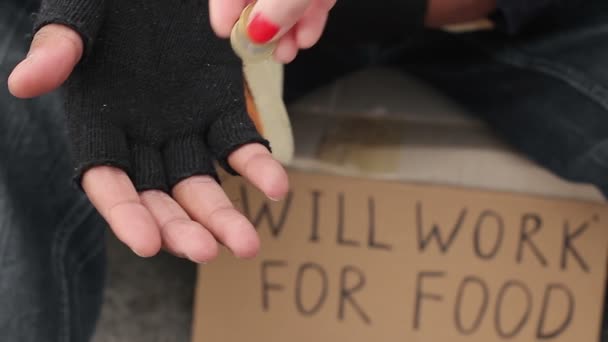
[8, 24, 83, 99]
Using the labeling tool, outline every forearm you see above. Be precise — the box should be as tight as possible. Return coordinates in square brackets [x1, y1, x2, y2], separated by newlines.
[424, 0, 497, 27]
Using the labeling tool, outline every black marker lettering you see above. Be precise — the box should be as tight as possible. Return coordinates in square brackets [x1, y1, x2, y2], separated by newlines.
[413, 271, 445, 330]
[494, 280, 532, 338]
[337, 193, 359, 247]
[367, 197, 391, 251]
[261, 260, 287, 311]
[339, 266, 371, 324]
[516, 213, 548, 267]
[416, 201, 466, 254]
[561, 219, 590, 272]
[310, 190, 322, 243]
[473, 210, 504, 260]
[454, 276, 489, 335]
[537, 284, 575, 339]
[295, 263, 328, 316]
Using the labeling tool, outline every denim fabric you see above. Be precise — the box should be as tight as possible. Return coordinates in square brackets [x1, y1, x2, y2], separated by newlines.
[492, 0, 585, 34]
[0, 1, 106, 341]
[285, 0, 608, 200]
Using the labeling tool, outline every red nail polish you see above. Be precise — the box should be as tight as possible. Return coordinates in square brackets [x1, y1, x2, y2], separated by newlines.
[247, 13, 279, 44]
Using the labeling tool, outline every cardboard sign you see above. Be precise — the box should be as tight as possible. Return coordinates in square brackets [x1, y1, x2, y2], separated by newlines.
[192, 170, 608, 342]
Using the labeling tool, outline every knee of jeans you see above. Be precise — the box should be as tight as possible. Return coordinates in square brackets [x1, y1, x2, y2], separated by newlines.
[0, 186, 106, 341]
[564, 139, 608, 198]
[66, 206, 107, 342]
[0, 187, 105, 278]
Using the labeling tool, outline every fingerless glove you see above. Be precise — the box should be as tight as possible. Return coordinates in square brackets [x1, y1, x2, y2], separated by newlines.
[33, 0, 269, 192]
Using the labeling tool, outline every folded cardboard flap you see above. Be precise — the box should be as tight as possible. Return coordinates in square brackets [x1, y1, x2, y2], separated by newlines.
[286, 113, 605, 203]
[286, 67, 604, 203]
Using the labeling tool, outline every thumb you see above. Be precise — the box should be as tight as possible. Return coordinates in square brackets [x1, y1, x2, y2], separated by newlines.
[8, 24, 83, 99]
[247, 0, 312, 44]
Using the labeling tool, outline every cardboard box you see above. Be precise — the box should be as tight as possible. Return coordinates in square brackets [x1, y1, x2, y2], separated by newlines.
[191, 68, 608, 342]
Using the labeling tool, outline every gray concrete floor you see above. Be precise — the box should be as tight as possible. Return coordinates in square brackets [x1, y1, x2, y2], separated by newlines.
[92, 234, 197, 342]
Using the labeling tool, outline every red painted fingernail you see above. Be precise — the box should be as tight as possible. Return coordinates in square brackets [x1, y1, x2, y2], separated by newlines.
[247, 13, 280, 44]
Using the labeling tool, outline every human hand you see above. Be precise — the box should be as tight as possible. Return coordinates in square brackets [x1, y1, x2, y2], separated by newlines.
[8, 1, 289, 263]
[209, 0, 336, 63]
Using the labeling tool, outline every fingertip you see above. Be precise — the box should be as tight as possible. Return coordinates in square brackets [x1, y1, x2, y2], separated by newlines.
[237, 247, 260, 260]
[209, 0, 246, 38]
[231, 229, 260, 259]
[210, 18, 233, 38]
[8, 24, 83, 99]
[132, 245, 162, 259]
[227, 143, 290, 201]
[255, 155, 290, 201]
[187, 242, 220, 264]
[296, 24, 323, 50]
[113, 203, 163, 258]
[206, 199, 261, 259]
[273, 32, 298, 64]
[266, 164, 289, 201]
[7, 60, 30, 98]
[207, 208, 260, 259]
[166, 220, 220, 263]
[294, 5, 330, 50]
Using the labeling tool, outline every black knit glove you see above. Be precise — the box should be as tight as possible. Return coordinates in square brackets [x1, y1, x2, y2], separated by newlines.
[33, 0, 270, 192]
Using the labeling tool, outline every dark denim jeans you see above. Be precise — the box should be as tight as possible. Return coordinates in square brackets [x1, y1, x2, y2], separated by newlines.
[285, 1, 608, 199]
[1, 0, 607, 341]
[0, 1, 106, 342]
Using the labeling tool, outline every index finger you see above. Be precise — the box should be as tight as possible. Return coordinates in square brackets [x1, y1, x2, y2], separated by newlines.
[227, 143, 289, 201]
[209, 0, 248, 38]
